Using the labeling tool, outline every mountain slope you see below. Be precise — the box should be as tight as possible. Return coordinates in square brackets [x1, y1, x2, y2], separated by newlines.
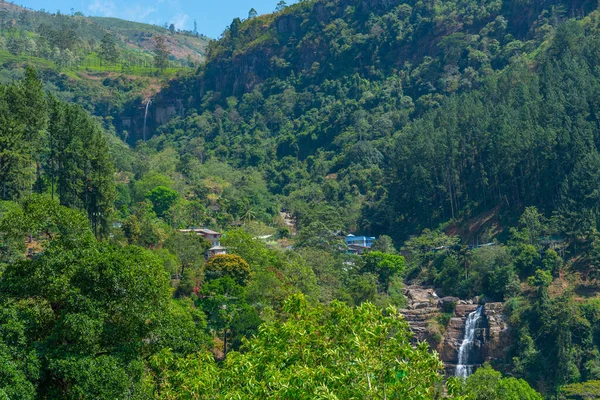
[136, 0, 598, 238]
[89, 17, 209, 61]
[113, 2, 600, 394]
[0, 2, 209, 63]
[5, 0, 600, 397]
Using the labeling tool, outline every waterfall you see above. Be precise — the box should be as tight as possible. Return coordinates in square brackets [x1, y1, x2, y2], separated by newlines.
[456, 306, 484, 378]
[143, 99, 152, 141]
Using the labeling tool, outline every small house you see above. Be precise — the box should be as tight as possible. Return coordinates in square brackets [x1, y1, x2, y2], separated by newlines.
[346, 234, 376, 249]
[208, 246, 227, 258]
[347, 244, 370, 255]
[178, 228, 222, 247]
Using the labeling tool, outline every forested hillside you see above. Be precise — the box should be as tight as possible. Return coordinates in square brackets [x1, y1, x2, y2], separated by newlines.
[133, 0, 600, 396]
[6, 0, 600, 398]
[147, 0, 599, 239]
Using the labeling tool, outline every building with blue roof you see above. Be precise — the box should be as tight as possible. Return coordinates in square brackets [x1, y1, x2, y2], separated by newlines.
[346, 234, 376, 249]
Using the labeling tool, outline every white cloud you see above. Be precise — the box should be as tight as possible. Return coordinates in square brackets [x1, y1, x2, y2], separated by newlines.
[88, 0, 116, 17]
[87, 0, 187, 28]
[169, 12, 190, 30]
[123, 4, 158, 22]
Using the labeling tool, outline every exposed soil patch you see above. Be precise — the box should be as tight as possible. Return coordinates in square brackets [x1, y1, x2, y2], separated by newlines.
[445, 204, 504, 243]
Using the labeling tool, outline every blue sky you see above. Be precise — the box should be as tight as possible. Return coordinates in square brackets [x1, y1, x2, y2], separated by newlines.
[17, 0, 298, 38]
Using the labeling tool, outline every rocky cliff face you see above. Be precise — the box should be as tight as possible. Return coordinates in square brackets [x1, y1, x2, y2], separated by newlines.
[400, 287, 440, 344]
[481, 302, 512, 364]
[400, 287, 512, 376]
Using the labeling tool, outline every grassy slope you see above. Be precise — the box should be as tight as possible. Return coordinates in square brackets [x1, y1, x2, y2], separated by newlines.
[0, 3, 210, 62]
[90, 17, 210, 60]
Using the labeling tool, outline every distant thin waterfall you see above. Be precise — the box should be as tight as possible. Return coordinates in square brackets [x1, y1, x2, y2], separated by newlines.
[456, 306, 483, 378]
[143, 99, 152, 141]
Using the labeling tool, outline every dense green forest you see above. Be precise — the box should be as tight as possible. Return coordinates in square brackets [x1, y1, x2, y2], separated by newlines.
[6, 0, 600, 398]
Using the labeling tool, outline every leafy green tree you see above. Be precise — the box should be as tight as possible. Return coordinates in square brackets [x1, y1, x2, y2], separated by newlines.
[347, 272, 378, 305]
[146, 186, 179, 218]
[99, 33, 119, 65]
[509, 207, 546, 247]
[176, 267, 202, 298]
[122, 202, 168, 248]
[47, 98, 115, 236]
[275, 1, 287, 12]
[456, 245, 520, 301]
[0, 112, 28, 200]
[164, 231, 210, 276]
[198, 276, 256, 355]
[560, 380, 600, 399]
[371, 234, 396, 253]
[122, 214, 141, 244]
[0, 199, 197, 398]
[228, 18, 242, 38]
[148, 295, 445, 399]
[403, 230, 460, 270]
[295, 221, 343, 251]
[0, 68, 47, 199]
[297, 248, 348, 304]
[514, 244, 541, 278]
[6, 36, 24, 56]
[0, 195, 94, 255]
[0, 333, 38, 400]
[132, 172, 172, 202]
[362, 251, 405, 293]
[205, 254, 251, 286]
[153, 36, 170, 71]
[220, 229, 271, 269]
[153, 248, 180, 277]
[542, 249, 563, 277]
[457, 364, 542, 400]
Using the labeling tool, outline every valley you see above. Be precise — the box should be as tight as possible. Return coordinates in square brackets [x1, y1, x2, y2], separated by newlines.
[3, 0, 600, 398]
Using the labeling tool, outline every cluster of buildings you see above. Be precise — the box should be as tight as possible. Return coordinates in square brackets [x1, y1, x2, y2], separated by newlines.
[345, 234, 377, 254]
[176, 228, 379, 257]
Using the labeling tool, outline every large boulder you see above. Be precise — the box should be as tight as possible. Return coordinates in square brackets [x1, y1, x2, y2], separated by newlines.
[438, 296, 460, 310]
[404, 286, 438, 309]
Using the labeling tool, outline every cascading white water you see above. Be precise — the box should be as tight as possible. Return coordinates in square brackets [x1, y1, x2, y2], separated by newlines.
[143, 99, 152, 141]
[456, 306, 483, 378]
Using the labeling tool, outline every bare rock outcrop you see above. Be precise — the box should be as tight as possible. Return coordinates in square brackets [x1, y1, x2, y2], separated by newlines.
[399, 287, 512, 376]
[400, 286, 441, 344]
[481, 302, 512, 364]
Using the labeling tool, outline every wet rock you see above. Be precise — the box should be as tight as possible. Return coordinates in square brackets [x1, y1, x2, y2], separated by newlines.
[454, 304, 479, 317]
[482, 302, 512, 363]
[437, 305, 480, 365]
[399, 287, 513, 377]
